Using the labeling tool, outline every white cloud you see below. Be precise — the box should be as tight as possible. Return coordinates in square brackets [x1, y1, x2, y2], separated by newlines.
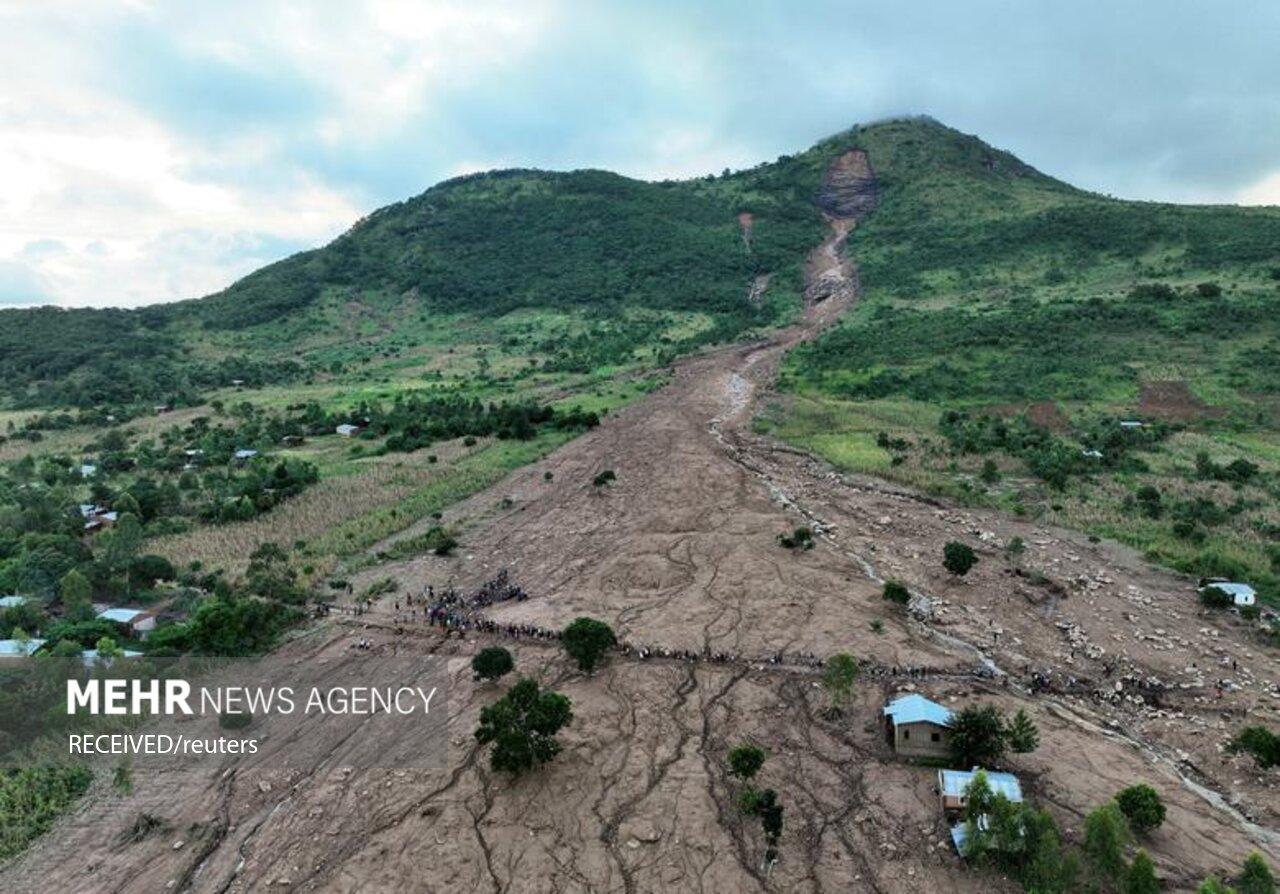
[1237, 170, 1280, 206]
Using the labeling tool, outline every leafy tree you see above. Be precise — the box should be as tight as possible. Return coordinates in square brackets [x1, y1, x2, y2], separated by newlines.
[1006, 709, 1040, 754]
[58, 568, 94, 622]
[728, 744, 766, 781]
[99, 513, 143, 575]
[1124, 849, 1160, 894]
[474, 678, 573, 775]
[1240, 853, 1277, 894]
[821, 652, 859, 712]
[943, 541, 978, 577]
[778, 526, 814, 551]
[1116, 784, 1166, 833]
[592, 470, 616, 488]
[980, 458, 1001, 484]
[94, 636, 124, 659]
[882, 579, 910, 605]
[1228, 726, 1280, 769]
[562, 616, 617, 672]
[1083, 802, 1131, 889]
[950, 705, 1007, 768]
[471, 646, 515, 682]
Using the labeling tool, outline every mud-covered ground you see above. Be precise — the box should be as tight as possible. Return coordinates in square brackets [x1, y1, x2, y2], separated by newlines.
[4, 218, 1278, 893]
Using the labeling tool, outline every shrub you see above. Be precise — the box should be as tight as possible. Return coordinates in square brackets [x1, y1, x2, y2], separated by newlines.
[1228, 726, 1280, 769]
[821, 653, 859, 711]
[949, 705, 1007, 767]
[943, 541, 978, 576]
[728, 744, 766, 781]
[562, 617, 617, 672]
[1116, 784, 1166, 832]
[1006, 708, 1040, 754]
[592, 469, 616, 487]
[778, 526, 814, 551]
[882, 580, 910, 604]
[1239, 852, 1276, 894]
[471, 646, 515, 682]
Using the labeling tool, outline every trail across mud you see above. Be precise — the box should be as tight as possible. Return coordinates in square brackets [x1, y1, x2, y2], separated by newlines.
[6, 216, 1278, 893]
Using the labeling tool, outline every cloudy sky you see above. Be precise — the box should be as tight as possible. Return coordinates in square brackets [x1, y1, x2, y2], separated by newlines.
[2, 0, 1278, 309]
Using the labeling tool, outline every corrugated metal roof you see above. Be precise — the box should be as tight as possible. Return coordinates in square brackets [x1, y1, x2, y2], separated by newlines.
[1206, 582, 1256, 599]
[0, 595, 27, 607]
[883, 693, 953, 727]
[98, 607, 147, 624]
[939, 768, 1023, 802]
[0, 638, 45, 656]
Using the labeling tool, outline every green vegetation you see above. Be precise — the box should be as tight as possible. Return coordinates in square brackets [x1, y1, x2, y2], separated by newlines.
[1115, 784, 1166, 833]
[474, 678, 573, 775]
[561, 617, 617, 672]
[727, 744, 767, 781]
[0, 767, 93, 861]
[778, 525, 815, 551]
[1227, 726, 1280, 769]
[943, 541, 978, 577]
[471, 647, 515, 683]
[949, 704, 1040, 767]
[820, 652, 859, 713]
[882, 579, 910, 604]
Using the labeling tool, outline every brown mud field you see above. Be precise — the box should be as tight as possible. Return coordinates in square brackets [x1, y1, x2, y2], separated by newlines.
[4, 211, 1278, 893]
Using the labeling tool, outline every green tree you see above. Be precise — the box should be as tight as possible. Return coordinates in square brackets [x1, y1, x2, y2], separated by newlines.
[821, 653, 859, 712]
[1006, 708, 1040, 754]
[58, 568, 94, 622]
[99, 513, 143, 575]
[980, 458, 1000, 484]
[592, 470, 616, 487]
[474, 678, 573, 775]
[471, 647, 515, 682]
[1199, 879, 1237, 894]
[562, 617, 617, 672]
[950, 705, 1007, 768]
[882, 580, 910, 605]
[943, 541, 978, 577]
[1124, 849, 1160, 894]
[94, 636, 124, 659]
[728, 744, 766, 781]
[1240, 852, 1277, 894]
[1116, 784, 1166, 833]
[1083, 802, 1131, 889]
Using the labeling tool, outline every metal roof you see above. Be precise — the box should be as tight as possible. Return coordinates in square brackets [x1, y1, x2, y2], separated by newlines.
[939, 768, 1023, 802]
[883, 693, 953, 727]
[1205, 582, 1256, 599]
[98, 607, 148, 624]
[0, 595, 27, 607]
[0, 638, 45, 656]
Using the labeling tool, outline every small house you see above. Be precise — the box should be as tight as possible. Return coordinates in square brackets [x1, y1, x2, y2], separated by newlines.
[938, 768, 1023, 815]
[1202, 581, 1256, 607]
[96, 607, 156, 638]
[83, 511, 118, 533]
[0, 638, 45, 660]
[1119, 420, 1144, 429]
[231, 379, 245, 387]
[79, 464, 98, 477]
[233, 449, 259, 463]
[80, 647, 143, 666]
[281, 435, 304, 448]
[0, 595, 28, 608]
[336, 423, 363, 437]
[1081, 449, 1103, 460]
[154, 404, 171, 414]
[883, 693, 953, 758]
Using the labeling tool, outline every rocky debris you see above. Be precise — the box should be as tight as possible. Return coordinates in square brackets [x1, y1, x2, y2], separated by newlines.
[815, 149, 878, 220]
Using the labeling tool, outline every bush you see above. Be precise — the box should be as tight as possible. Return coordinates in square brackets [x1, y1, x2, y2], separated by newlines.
[1116, 784, 1166, 832]
[1239, 852, 1276, 894]
[562, 617, 617, 672]
[592, 469, 616, 487]
[778, 526, 814, 551]
[882, 580, 910, 604]
[1228, 726, 1280, 769]
[728, 744, 766, 781]
[949, 705, 1007, 767]
[1006, 709, 1040, 754]
[943, 541, 978, 576]
[471, 647, 515, 682]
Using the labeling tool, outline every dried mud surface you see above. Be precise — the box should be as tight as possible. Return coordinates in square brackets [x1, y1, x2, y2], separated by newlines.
[5, 217, 1278, 894]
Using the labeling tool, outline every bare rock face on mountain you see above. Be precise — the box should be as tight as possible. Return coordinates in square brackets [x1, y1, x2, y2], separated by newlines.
[816, 148, 878, 220]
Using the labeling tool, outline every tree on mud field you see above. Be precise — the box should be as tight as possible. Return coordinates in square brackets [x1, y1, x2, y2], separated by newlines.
[472, 646, 515, 683]
[949, 705, 1007, 767]
[882, 579, 910, 605]
[740, 787, 784, 871]
[778, 526, 814, 551]
[1124, 849, 1160, 894]
[474, 678, 573, 775]
[1082, 802, 1131, 891]
[592, 469, 616, 487]
[1199, 878, 1237, 894]
[1227, 726, 1280, 769]
[1115, 784, 1165, 833]
[562, 617, 617, 672]
[728, 744, 766, 781]
[943, 541, 978, 577]
[1006, 709, 1040, 754]
[821, 653, 859, 715]
[1239, 852, 1276, 894]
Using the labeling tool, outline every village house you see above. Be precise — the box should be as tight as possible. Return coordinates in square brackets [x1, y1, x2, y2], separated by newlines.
[336, 423, 363, 437]
[96, 607, 157, 639]
[1201, 581, 1257, 607]
[0, 595, 28, 608]
[233, 448, 259, 463]
[883, 693, 954, 758]
[938, 768, 1023, 815]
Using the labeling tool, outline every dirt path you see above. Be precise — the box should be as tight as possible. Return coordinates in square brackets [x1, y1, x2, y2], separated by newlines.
[6, 201, 1278, 892]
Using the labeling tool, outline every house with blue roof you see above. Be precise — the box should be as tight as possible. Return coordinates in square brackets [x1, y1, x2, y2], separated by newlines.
[883, 693, 954, 759]
[938, 767, 1023, 814]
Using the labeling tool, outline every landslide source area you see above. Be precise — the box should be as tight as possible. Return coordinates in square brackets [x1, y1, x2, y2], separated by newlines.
[5, 135, 1279, 894]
